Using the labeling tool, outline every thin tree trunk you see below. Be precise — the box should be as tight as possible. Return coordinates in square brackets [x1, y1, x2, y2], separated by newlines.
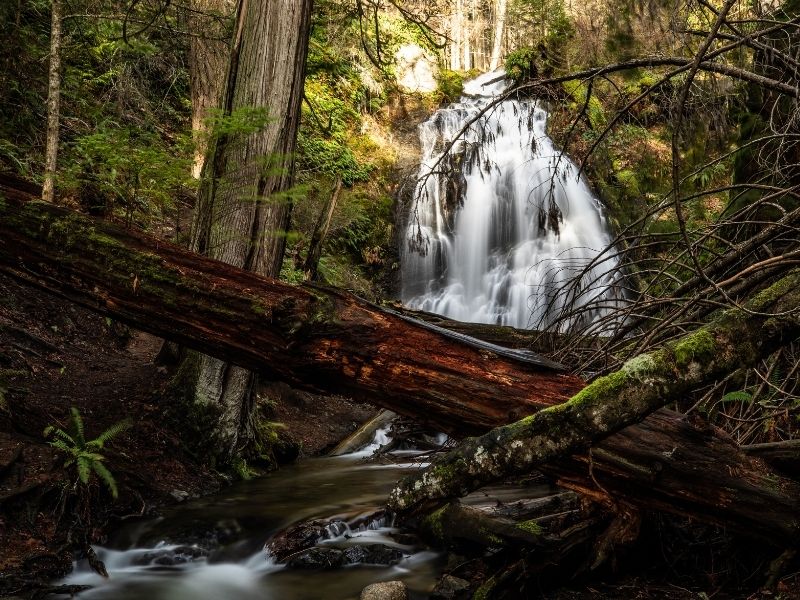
[187, 0, 313, 458]
[303, 178, 342, 281]
[451, 0, 462, 70]
[42, 0, 62, 203]
[188, 0, 235, 179]
[489, 0, 508, 70]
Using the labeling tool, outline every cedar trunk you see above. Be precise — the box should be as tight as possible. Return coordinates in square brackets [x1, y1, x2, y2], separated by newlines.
[187, 0, 313, 456]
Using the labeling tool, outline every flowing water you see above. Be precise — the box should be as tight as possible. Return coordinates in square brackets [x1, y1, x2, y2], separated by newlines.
[62, 448, 445, 600]
[401, 72, 622, 330]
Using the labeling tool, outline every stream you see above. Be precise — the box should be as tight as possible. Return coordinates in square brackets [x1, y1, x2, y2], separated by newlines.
[62, 449, 446, 600]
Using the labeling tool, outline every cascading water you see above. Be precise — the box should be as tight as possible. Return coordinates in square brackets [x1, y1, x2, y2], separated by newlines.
[401, 72, 622, 331]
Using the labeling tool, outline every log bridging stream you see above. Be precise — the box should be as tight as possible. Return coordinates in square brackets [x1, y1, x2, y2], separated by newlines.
[1, 189, 799, 545]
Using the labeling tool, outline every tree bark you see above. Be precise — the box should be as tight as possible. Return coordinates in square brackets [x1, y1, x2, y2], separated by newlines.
[42, 0, 62, 203]
[303, 178, 342, 282]
[489, 0, 507, 70]
[187, 0, 235, 179]
[1, 194, 800, 544]
[388, 275, 800, 543]
[187, 0, 313, 457]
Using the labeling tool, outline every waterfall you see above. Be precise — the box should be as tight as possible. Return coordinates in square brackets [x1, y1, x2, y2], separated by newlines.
[401, 72, 622, 331]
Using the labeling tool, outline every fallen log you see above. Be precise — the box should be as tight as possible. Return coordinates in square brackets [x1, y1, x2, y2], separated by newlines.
[0, 192, 799, 544]
[389, 271, 800, 545]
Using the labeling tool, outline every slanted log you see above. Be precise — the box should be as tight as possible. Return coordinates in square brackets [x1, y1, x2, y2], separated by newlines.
[0, 194, 583, 436]
[1, 192, 799, 544]
[389, 271, 800, 544]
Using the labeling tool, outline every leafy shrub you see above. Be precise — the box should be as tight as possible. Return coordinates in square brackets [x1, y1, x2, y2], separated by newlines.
[505, 47, 539, 83]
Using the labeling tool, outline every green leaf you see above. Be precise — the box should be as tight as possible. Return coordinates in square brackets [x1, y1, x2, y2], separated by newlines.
[92, 461, 119, 498]
[70, 407, 86, 446]
[720, 390, 753, 404]
[76, 456, 91, 484]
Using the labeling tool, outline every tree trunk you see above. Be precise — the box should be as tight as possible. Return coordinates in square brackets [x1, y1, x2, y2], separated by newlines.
[1, 194, 799, 544]
[451, 0, 463, 70]
[42, 0, 62, 203]
[489, 0, 507, 70]
[187, 0, 313, 457]
[187, 0, 235, 179]
[303, 178, 342, 282]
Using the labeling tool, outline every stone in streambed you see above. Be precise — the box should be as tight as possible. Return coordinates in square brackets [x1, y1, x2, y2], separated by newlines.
[285, 547, 345, 569]
[431, 574, 471, 599]
[135, 545, 208, 566]
[343, 543, 405, 566]
[266, 518, 348, 561]
[360, 581, 408, 600]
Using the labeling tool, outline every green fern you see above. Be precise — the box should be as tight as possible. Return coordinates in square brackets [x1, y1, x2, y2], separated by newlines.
[720, 390, 753, 404]
[43, 408, 131, 499]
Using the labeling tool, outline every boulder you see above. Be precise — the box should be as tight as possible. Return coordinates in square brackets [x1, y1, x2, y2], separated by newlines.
[431, 574, 471, 599]
[360, 581, 408, 600]
[343, 544, 405, 566]
[285, 547, 345, 569]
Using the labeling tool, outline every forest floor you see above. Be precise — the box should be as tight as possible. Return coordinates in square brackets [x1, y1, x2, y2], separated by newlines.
[0, 272, 375, 596]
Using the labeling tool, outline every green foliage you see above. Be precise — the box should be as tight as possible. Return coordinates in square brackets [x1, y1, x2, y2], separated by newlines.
[61, 123, 194, 224]
[720, 390, 754, 404]
[505, 47, 539, 83]
[44, 408, 131, 498]
[435, 70, 465, 103]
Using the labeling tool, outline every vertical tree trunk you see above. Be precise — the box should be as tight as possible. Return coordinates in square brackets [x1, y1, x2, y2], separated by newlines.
[188, 0, 235, 179]
[186, 0, 313, 459]
[463, 0, 472, 71]
[489, 0, 508, 70]
[303, 178, 342, 282]
[451, 0, 463, 70]
[42, 0, 62, 203]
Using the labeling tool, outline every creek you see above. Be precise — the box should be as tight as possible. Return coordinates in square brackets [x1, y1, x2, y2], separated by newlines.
[62, 445, 446, 599]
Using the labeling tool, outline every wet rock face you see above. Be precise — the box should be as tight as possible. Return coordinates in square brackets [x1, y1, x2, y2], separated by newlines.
[342, 544, 405, 566]
[266, 519, 347, 561]
[431, 574, 471, 599]
[360, 580, 408, 600]
[134, 545, 209, 566]
[284, 543, 406, 569]
[285, 547, 345, 569]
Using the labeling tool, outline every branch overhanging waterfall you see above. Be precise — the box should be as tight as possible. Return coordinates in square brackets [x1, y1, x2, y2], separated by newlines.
[401, 72, 624, 331]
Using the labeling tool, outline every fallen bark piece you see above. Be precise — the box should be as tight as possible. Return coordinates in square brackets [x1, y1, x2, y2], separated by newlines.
[388, 270, 800, 543]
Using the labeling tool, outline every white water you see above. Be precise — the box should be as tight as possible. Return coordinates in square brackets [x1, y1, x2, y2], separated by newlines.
[61, 454, 444, 600]
[402, 71, 622, 331]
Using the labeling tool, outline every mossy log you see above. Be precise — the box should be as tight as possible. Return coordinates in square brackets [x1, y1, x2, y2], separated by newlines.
[389, 271, 800, 544]
[0, 194, 583, 436]
[1, 193, 800, 543]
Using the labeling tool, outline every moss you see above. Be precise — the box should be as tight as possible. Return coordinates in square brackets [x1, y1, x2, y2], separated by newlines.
[472, 576, 497, 600]
[569, 369, 629, 407]
[672, 328, 716, 368]
[422, 505, 448, 541]
[748, 271, 800, 311]
[516, 519, 543, 536]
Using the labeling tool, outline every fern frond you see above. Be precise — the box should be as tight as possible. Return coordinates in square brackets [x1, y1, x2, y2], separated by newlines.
[70, 407, 86, 446]
[81, 452, 106, 462]
[51, 427, 77, 446]
[49, 439, 74, 454]
[720, 390, 753, 404]
[76, 456, 91, 484]
[90, 418, 132, 448]
[92, 461, 119, 498]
